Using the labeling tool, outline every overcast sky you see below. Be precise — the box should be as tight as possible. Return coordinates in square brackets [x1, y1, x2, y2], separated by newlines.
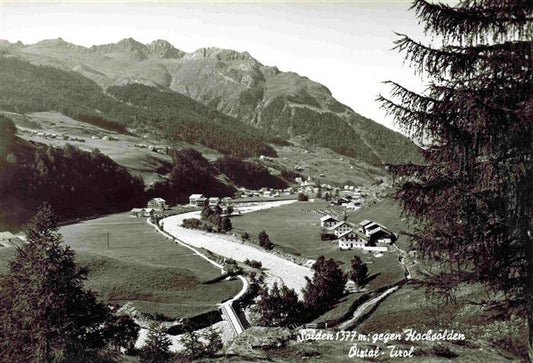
[0, 1, 436, 132]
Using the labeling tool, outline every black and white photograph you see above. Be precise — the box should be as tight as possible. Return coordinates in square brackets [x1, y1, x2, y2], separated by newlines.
[0, 0, 531, 361]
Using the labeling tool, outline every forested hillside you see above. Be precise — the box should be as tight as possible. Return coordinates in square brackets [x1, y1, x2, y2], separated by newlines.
[213, 157, 287, 189]
[0, 57, 275, 158]
[107, 84, 276, 157]
[0, 115, 145, 231]
[148, 149, 236, 204]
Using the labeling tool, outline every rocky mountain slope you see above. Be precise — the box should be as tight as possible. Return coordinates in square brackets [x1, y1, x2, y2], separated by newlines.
[1, 38, 422, 165]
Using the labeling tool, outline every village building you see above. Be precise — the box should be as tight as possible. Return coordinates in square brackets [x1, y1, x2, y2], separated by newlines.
[358, 219, 374, 234]
[336, 230, 367, 250]
[368, 227, 395, 244]
[209, 197, 221, 207]
[147, 197, 167, 211]
[303, 177, 317, 187]
[130, 208, 144, 218]
[221, 197, 233, 205]
[320, 215, 338, 228]
[344, 279, 358, 293]
[189, 194, 205, 206]
[363, 222, 381, 237]
[345, 201, 361, 210]
[358, 220, 395, 244]
[331, 221, 354, 236]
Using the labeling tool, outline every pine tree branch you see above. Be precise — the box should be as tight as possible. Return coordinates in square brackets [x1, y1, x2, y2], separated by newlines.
[394, 34, 530, 80]
[412, 0, 533, 42]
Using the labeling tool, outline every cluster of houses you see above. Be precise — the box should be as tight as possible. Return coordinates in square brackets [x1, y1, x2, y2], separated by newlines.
[133, 143, 167, 154]
[189, 194, 234, 213]
[320, 215, 395, 252]
[330, 191, 366, 210]
[92, 135, 119, 141]
[130, 197, 168, 218]
[26, 129, 85, 143]
[234, 187, 294, 199]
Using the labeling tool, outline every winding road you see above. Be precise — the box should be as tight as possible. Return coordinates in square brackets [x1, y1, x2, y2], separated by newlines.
[160, 201, 313, 297]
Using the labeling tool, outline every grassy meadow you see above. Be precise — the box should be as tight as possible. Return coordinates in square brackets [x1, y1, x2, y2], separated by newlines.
[0, 212, 240, 319]
[231, 198, 406, 290]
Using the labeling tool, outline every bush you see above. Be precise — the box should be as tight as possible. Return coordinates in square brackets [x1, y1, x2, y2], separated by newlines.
[179, 327, 223, 360]
[182, 218, 203, 229]
[244, 259, 263, 269]
[297, 193, 309, 201]
[258, 230, 274, 250]
[320, 232, 337, 241]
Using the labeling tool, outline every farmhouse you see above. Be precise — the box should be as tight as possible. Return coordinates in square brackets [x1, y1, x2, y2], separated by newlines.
[333, 197, 349, 206]
[336, 230, 366, 250]
[331, 221, 354, 236]
[189, 194, 205, 206]
[368, 227, 395, 244]
[147, 197, 168, 211]
[358, 220, 374, 234]
[209, 197, 221, 206]
[320, 215, 338, 228]
[345, 201, 361, 210]
[358, 220, 395, 243]
[130, 208, 144, 218]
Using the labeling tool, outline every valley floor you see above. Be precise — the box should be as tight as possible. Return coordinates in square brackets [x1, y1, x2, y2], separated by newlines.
[161, 200, 314, 297]
[58, 212, 241, 319]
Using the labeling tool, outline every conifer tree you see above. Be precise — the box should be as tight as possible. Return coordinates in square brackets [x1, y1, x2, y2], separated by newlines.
[139, 322, 172, 363]
[0, 203, 132, 362]
[378, 0, 532, 355]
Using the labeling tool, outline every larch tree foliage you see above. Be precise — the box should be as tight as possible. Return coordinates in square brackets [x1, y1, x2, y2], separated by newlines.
[378, 0, 532, 354]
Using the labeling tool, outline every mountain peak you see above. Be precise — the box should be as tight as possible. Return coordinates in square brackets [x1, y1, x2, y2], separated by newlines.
[35, 38, 71, 47]
[91, 38, 149, 60]
[148, 39, 184, 59]
[117, 37, 145, 47]
[185, 47, 257, 62]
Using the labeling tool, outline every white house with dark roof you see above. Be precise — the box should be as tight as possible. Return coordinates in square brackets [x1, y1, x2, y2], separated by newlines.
[320, 215, 338, 228]
[331, 221, 354, 236]
[147, 197, 167, 211]
[368, 226, 395, 244]
[337, 230, 367, 250]
[189, 194, 205, 206]
[208, 197, 221, 206]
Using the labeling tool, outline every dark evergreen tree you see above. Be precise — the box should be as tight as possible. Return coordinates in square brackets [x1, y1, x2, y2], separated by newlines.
[378, 0, 532, 356]
[0, 204, 133, 362]
[181, 330, 203, 360]
[303, 256, 347, 316]
[203, 327, 223, 357]
[139, 322, 172, 363]
[257, 283, 304, 327]
[258, 230, 274, 250]
[350, 255, 368, 287]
